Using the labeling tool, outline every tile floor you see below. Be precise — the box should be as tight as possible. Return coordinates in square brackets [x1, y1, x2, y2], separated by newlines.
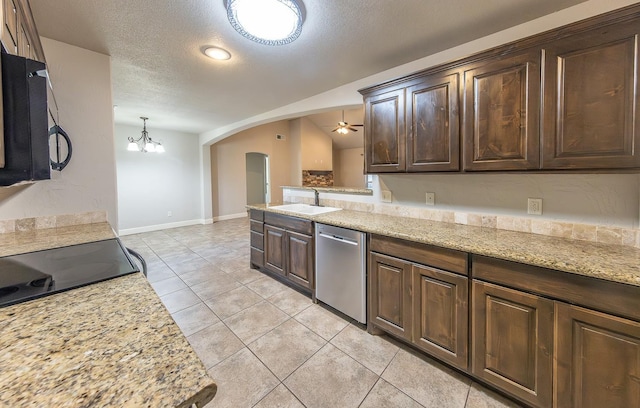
[121, 218, 523, 408]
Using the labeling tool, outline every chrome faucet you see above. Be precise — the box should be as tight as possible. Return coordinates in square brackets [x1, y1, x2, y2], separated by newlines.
[312, 189, 320, 206]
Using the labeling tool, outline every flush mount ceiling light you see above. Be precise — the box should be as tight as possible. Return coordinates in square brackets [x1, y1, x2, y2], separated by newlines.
[127, 117, 165, 153]
[226, 0, 303, 45]
[204, 46, 232, 60]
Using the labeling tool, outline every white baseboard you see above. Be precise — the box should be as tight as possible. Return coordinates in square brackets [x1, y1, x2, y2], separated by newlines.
[119, 219, 205, 236]
[213, 212, 248, 222]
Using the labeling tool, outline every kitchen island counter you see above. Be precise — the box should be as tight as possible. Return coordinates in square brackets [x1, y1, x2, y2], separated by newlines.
[0, 223, 216, 407]
[248, 204, 640, 287]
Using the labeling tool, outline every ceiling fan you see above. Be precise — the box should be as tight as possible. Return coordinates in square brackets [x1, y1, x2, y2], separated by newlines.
[332, 110, 363, 134]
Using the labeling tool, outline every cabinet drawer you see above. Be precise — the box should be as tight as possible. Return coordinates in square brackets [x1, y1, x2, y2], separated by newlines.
[250, 231, 263, 250]
[472, 255, 640, 322]
[250, 220, 264, 233]
[370, 234, 467, 275]
[249, 209, 264, 221]
[250, 248, 264, 268]
[264, 212, 313, 235]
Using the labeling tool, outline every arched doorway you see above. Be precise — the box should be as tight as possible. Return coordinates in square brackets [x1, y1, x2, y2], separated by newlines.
[246, 152, 270, 205]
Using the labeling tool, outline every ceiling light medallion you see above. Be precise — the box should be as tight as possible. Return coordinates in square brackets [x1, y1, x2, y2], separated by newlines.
[127, 117, 165, 153]
[226, 0, 303, 45]
[204, 46, 232, 60]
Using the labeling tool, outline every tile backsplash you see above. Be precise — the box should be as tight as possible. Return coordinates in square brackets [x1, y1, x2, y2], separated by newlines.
[302, 170, 333, 187]
[285, 192, 640, 249]
[0, 211, 107, 234]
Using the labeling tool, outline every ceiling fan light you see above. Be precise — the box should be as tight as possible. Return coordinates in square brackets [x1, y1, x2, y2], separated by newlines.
[144, 142, 156, 153]
[155, 144, 165, 153]
[227, 0, 303, 45]
[337, 127, 349, 135]
[127, 141, 139, 151]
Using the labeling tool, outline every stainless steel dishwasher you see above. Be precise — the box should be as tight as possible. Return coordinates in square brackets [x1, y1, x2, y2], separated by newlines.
[315, 223, 366, 324]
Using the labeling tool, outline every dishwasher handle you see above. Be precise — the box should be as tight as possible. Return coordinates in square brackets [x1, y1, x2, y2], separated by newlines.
[318, 231, 359, 246]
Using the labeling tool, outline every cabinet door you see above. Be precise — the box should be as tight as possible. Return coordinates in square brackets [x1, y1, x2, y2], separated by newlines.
[412, 264, 468, 370]
[542, 21, 640, 169]
[462, 51, 541, 170]
[472, 280, 553, 408]
[555, 303, 640, 408]
[406, 73, 460, 171]
[369, 252, 412, 340]
[264, 224, 286, 277]
[286, 231, 314, 290]
[2, 0, 18, 54]
[364, 88, 405, 173]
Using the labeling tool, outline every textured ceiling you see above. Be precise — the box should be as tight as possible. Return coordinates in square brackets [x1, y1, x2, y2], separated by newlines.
[29, 0, 588, 135]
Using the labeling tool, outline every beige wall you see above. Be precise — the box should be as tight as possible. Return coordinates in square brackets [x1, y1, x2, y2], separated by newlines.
[289, 119, 302, 185]
[334, 148, 365, 188]
[0, 38, 118, 225]
[210, 120, 292, 218]
[300, 117, 332, 171]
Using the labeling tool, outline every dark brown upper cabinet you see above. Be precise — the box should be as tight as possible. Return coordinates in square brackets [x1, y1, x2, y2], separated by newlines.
[360, 4, 640, 174]
[364, 88, 405, 173]
[462, 50, 541, 171]
[406, 73, 460, 172]
[542, 20, 640, 169]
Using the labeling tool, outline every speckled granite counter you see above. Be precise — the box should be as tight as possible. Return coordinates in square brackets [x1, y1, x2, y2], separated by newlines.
[0, 223, 216, 407]
[248, 204, 640, 287]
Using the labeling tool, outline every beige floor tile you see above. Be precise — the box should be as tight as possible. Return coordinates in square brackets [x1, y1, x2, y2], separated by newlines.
[179, 266, 227, 286]
[382, 349, 471, 408]
[330, 324, 399, 375]
[150, 276, 187, 297]
[246, 276, 289, 298]
[186, 321, 244, 370]
[171, 302, 220, 337]
[267, 287, 313, 316]
[360, 378, 424, 408]
[159, 287, 201, 314]
[204, 286, 263, 320]
[284, 343, 378, 408]
[248, 318, 326, 380]
[223, 301, 289, 344]
[294, 304, 349, 340]
[206, 348, 279, 408]
[224, 266, 265, 285]
[217, 257, 250, 273]
[253, 384, 304, 408]
[169, 257, 213, 275]
[145, 264, 177, 283]
[465, 383, 523, 408]
[190, 274, 242, 301]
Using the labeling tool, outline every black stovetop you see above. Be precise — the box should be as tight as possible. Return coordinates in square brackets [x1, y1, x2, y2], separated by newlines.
[0, 238, 139, 307]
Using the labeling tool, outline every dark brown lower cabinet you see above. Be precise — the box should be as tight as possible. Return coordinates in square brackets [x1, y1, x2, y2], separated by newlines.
[555, 302, 640, 408]
[249, 211, 265, 268]
[286, 231, 314, 290]
[369, 252, 412, 340]
[369, 248, 469, 372]
[413, 265, 468, 369]
[472, 280, 553, 408]
[264, 224, 286, 277]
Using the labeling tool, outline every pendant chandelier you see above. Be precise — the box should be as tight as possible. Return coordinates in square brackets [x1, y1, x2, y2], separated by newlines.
[127, 117, 164, 153]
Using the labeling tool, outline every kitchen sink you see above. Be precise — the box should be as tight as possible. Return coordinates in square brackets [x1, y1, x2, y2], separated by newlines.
[269, 203, 342, 215]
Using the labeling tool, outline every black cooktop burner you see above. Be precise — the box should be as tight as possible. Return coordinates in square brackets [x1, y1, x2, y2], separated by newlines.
[0, 239, 139, 307]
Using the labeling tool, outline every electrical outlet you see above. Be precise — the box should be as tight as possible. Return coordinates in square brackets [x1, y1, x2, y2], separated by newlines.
[527, 198, 542, 215]
[425, 192, 435, 206]
[381, 190, 392, 203]
[167, 211, 172, 217]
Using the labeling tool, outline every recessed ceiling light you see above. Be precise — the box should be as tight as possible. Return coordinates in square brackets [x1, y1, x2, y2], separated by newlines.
[204, 47, 232, 60]
[226, 0, 303, 46]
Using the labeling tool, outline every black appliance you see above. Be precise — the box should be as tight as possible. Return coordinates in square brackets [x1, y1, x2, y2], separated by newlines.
[0, 51, 49, 186]
[0, 239, 140, 307]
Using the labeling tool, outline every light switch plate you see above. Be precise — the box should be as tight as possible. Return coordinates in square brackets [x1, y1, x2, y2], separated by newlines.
[527, 198, 542, 215]
[425, 192, 435, 206]
[381, 190, 392, 203]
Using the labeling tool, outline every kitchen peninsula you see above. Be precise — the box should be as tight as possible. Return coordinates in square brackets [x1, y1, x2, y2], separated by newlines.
[0, 221, 216, 407]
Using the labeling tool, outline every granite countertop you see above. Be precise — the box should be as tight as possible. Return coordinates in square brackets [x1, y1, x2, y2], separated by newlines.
[0, 223, 217, 407]
[249, 204, 640, 287]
